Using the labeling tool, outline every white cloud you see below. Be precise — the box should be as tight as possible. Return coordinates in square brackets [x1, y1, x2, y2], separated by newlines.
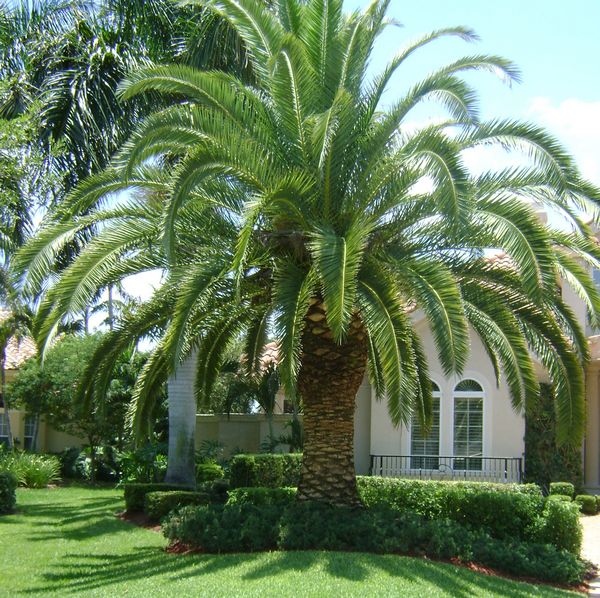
[528, 97, 600, 185]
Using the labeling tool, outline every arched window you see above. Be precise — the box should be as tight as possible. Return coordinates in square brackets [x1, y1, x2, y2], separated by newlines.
[453, 379, 483, 471]
[410, 382, 441, 469]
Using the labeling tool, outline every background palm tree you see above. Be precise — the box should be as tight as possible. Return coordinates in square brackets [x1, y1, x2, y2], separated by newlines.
[15, 0, 600, 503]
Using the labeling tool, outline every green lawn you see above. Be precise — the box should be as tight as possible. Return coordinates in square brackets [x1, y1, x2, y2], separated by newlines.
[0, 486, 577, 597]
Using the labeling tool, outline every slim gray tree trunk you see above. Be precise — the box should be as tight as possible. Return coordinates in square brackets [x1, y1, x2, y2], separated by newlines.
[164, 352, 197, 488]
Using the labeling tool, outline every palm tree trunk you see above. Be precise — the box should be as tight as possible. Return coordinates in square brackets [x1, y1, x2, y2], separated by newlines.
[297, 299, 368, 507]
[164, 353, 197, 488]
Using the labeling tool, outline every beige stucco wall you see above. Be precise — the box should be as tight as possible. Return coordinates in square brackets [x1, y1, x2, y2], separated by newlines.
[369, 316, 526, 462]
[585, 363, 600, 491]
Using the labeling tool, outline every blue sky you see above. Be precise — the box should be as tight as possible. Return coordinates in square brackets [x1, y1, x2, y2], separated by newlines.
[344, 0, 600, 183]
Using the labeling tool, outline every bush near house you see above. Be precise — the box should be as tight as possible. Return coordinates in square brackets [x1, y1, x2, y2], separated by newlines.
[549, 482, 575, 498]
[0, 451, 61, 488]
[574, 494, 598, 515]
[0, 471, 17, 514]
[530, 498, 582, 554]
[229, 454, 302, 489]
[123, 483, 194, 512]
[196, 462, 224, 484]
[144, 490, 211, 521]
[162, 502, 587, 585]
[227, 487, 297, 507]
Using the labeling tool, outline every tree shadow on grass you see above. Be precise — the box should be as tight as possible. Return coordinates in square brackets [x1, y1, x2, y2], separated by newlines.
[22, 547, 573, 598]
[24, 497, 132, 542]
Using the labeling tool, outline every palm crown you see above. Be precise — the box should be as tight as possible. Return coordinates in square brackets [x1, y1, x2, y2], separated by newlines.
[16, 0, 600, 503]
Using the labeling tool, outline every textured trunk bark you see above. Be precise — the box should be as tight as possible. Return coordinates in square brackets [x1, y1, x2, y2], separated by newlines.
[297, 299, 368, 507]
[164, 354, 197, 488]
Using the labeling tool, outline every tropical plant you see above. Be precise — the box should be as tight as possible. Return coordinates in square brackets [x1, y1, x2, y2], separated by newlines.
[15, 0, 600, 503]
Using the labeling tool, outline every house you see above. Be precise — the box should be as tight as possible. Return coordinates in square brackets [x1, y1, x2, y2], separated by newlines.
[190, 250, 600, 493]
[0, 311, 83, 453]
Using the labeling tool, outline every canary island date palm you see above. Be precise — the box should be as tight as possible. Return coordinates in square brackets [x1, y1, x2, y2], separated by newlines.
[15, 0, 600, 503]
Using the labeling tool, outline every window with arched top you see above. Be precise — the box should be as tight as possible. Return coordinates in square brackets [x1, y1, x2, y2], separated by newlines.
[410, 382, 441, 469]
[453, 379, 483, 471]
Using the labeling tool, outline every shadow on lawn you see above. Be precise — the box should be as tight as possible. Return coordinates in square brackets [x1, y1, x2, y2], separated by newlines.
[24, 496, 129, 542]
[22, 547, 571, 598]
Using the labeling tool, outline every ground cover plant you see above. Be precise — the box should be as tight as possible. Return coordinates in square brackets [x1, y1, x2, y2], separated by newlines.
[0, 485, 580, 597]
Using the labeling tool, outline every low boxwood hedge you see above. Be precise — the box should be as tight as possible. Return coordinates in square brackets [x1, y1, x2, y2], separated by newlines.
[575, 494, 598, 515]
[0, 471, 17, 514]
[123, 483, 193, 512]
[162, 502, 587, 585]
[356, 477, 545, 544]
[227, 487, 297, 506]
[145, 490, 210, 521]
[229, 454, 302, 488]
[196, 463, 224, 484]
[549, 482, 575, 498]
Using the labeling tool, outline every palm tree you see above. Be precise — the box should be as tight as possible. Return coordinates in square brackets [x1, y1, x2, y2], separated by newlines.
[15, 0, 600, 504]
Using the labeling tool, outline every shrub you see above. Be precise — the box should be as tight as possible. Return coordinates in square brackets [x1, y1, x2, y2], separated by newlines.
[575, 494, 598, 515]
[163, 502, 586, 585]
[549, 482, 575, 498]
[0, 452, 61, 488]
[145, 491, 210, 521]
[357, 477, 544, 541]
[196, 463, 224, 484]
[163, 503, 282, 552]
[198, 478, 230, 504]
[0, 471, 17, 514]
[229, 454, 302, 488]
[597, 495, 600, 513]
[227, 487, 297, 506]
[531, 497, 582, 554]
[547, 494, 572, 502]
[123, 483, 193, 512]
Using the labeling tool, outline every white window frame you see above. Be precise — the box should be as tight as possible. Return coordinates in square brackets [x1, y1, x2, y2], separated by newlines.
[453, 380, 484, 471]
[409, 383, 441, 470]
[0, 413, 9, 445]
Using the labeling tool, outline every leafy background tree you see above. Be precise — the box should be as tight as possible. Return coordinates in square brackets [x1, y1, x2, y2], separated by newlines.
[7, 334, 159, 478]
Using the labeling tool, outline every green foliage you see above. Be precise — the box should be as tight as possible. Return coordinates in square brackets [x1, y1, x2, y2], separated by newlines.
[123, 482, 193, 512]
[226, 487, 297, 507]
[530, 498, 582, 554]
[229, 454, 302, 488]
[357, 477, 544, 542]
[549, 482, 576, 498]
[144, 490, 210, 521]
[119, 443, 168, 483]
[163, 502, 586, 585]
[0, 451, 61, 488]
[198, 478, 230, 505]
[525, 385, 583, 490]
[574, 494, 598, 515]
[196, 462, 224, 484]
[0, 471, 17, 513]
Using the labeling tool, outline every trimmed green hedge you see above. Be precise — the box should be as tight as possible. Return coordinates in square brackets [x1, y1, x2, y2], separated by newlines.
[196, 463, 224, 484]
[0, 471, 17, 514]
[229, 454, 302, 488]
[123, 483, 193, 512]
[356, 477, 545, 543]
[549, 482, 575, 498]
[530, 497, 582, 554]
[575, 494, 598, 515]
[163, 502, 587, 585]
[227, 487, 297, 506]
[145, 491, 210, 521]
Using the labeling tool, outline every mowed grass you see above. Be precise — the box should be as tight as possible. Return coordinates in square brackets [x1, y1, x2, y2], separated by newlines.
[0, 486, 577, 597]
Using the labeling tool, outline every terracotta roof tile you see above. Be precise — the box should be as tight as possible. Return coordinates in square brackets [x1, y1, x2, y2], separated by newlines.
[0, 309, 37, 369]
